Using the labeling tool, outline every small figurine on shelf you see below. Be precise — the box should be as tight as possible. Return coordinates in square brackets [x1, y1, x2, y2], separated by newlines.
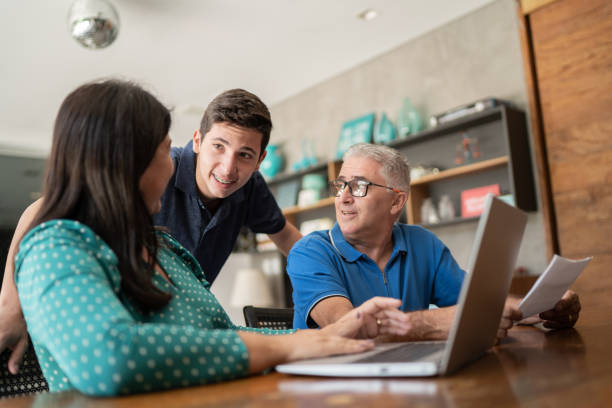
[438, 194, 456, 221]
[455, 144, 463, 165]
[472, 137, 481, 160]
[410, 165, 440, 181]
[461, 132, 473, 164]
[420, 197, 440, 225]
[455, 132, 482, 166]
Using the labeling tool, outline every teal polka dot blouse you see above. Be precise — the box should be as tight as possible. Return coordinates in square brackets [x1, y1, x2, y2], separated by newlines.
[15, 220, 292, 396]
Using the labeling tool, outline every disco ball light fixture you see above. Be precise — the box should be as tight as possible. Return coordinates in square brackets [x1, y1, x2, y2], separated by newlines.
[68, 0, 120, 49]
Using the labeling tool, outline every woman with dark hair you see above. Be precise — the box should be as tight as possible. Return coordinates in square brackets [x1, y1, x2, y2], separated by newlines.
[14, 79, 407, 396]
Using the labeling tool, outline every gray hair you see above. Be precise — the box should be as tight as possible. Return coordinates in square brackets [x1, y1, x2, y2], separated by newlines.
[343, 143, 411, 192]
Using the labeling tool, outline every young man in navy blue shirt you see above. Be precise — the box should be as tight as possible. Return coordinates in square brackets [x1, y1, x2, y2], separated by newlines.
[153, 89, 301, 283]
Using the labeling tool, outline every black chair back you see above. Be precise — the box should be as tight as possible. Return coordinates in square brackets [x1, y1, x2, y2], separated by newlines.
[243, 306, 294, 330]
[0, 342, 48, 398]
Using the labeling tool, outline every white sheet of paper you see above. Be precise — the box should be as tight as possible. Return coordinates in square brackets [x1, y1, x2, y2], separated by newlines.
[518, 255, 591, 318]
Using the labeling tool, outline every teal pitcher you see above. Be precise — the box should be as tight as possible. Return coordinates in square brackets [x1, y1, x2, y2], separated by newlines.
[260, 144, 284, 179]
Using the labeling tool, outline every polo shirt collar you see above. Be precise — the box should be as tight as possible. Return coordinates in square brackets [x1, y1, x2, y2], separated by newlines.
[330, 223, 408, 263]
[390, 224, 409, 258]
[329, 223, 365, 262]
[174, 140, 249, 206]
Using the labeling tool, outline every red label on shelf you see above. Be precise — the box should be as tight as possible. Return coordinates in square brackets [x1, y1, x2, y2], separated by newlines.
[461, 184, 500, 217]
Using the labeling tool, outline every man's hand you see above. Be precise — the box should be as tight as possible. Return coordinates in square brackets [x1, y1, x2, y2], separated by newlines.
[322, 297, 409, 339]
[0, 304, 29, 374]
[539, 290, 581, 330]
[496, 290, 581, 343]
[377, 306, 457, 342]
[497, 297, 523, 342]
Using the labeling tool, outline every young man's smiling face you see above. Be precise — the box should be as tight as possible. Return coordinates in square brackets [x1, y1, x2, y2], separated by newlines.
[193, 122, 266, 202]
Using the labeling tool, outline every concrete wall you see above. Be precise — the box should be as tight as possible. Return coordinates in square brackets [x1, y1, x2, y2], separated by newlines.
[267, 0, 547, 276]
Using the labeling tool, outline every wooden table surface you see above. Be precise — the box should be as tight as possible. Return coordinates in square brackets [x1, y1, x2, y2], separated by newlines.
[2, 294, 611, 407]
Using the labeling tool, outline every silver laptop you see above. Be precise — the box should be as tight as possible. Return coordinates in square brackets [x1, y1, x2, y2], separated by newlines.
[276, 194, 527, 377]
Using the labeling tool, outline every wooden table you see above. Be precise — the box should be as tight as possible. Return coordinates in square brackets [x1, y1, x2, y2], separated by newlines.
[2, 302, 611, 407]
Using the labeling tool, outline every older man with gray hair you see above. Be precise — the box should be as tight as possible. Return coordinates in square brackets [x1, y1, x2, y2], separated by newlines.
[287, 143, 580, 340]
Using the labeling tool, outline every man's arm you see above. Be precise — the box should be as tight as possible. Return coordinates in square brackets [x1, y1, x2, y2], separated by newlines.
[312, 296, 419, 340]
[310, 296, 355, 328]
[267, 220, 302, 257]
[312, 296, 457, 341]
[391, 306, 457, 341]
[0, 198, 42, 373]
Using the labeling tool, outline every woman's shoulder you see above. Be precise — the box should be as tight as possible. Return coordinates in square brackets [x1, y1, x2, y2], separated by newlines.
[21, 219, 100, 247]
[15, 219, 121, 291]
[17, 219, 112, 264]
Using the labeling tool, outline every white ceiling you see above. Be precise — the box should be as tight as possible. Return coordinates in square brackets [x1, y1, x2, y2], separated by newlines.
[0, 0, 494, 227]
[0, 0, 494, 154]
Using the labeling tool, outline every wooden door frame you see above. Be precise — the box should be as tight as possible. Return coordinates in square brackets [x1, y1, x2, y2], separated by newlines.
[514, 0, 561, 259]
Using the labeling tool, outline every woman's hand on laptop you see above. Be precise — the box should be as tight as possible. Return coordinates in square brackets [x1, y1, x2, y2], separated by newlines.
[248, 297, 406, 368]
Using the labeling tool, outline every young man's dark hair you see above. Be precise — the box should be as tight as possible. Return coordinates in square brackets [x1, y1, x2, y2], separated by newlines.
[199, 89, 272, 156]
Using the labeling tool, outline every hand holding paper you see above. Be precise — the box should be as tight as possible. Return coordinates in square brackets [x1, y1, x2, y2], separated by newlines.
[518, 255, 591, 319]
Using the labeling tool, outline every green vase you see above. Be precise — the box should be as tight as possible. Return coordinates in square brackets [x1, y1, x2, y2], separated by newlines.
[397, 98, 422, 139]
[373, 113, 396, 144]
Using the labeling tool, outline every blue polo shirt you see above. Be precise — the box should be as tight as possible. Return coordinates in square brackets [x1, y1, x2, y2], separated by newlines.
[287, 223, 466, 329]
[153, 141, 285, 283]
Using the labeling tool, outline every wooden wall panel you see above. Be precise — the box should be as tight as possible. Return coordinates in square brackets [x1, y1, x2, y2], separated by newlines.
[555, 185, 612, 255]
[529, 0, 612, 276]
[573, 254, 612, 309]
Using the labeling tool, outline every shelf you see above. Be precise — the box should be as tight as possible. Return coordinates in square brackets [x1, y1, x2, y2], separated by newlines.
[411, 156, 509, 185]
[265, 162, 329, 185]
[387, 106, 504, 150]
[420, 216, 480, 229]
[280, 157, 509, 220]
[271, 105, 535, 228]
[282, 196, 335, 217]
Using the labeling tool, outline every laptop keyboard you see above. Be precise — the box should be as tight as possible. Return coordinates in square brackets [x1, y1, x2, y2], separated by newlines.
[353, 342, 446, 363]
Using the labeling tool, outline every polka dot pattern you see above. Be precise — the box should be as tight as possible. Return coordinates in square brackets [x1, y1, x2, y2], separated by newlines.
[15, 220, 293, 396]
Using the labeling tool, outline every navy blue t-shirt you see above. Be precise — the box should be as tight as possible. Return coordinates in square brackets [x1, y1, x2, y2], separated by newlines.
[153, 141, 285, 283]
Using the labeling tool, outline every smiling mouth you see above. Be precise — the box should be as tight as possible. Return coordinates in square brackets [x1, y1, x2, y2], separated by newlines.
[213, 173, 237, 185]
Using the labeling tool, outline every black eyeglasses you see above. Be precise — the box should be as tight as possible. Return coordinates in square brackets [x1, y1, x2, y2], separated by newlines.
[329, 178, 402, 198]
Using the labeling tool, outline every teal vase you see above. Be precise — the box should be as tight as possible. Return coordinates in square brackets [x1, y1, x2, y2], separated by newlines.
[373, 113, 396, 144]
[260, 144, 284, 179]
[397, 98, 422, 139]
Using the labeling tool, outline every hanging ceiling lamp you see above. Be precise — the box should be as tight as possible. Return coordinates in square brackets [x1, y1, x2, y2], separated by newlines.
[68, 0, 120, 49]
